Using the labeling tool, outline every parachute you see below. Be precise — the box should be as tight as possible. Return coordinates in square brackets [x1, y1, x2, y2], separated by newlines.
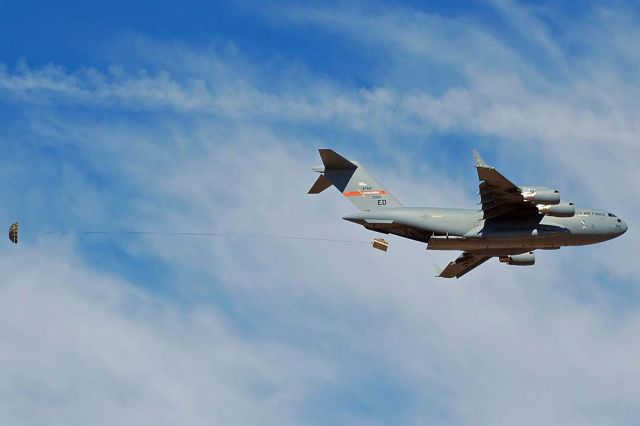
[9, 223, 18, 244]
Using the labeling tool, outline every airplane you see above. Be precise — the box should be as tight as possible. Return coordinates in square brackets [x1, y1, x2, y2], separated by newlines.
[308, 149, 628, 278]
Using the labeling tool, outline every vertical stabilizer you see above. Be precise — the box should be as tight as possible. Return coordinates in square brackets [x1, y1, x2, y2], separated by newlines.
[308, 149, 402, 211]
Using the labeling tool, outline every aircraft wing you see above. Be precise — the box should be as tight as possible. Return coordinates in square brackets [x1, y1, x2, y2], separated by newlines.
[438, 252, 491, 278]
[473, 150, 538, 219]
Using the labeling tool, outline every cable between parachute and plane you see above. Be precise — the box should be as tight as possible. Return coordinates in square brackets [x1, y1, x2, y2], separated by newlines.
[41, 230, 372, 244]
[8, 223, 390, 251]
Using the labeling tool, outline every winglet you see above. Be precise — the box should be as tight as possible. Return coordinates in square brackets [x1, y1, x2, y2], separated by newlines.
[472, 150, 488, 168]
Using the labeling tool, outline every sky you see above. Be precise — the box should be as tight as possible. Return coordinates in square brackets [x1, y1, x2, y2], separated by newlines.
[1, 0, 639, 425]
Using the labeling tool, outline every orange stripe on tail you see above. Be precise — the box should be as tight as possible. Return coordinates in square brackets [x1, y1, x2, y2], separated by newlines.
[343, 190, 388, 197]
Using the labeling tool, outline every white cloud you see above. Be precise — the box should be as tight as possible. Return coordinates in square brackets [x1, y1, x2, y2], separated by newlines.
[1, 2, 640, 425]
[0, 245, 343, 426]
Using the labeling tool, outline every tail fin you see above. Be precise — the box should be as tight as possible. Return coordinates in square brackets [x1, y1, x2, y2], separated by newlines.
[308, 149, 402, 211]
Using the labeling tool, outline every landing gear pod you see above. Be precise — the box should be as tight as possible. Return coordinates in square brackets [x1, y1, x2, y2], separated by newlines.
[372, 238, 389, 252]
[499, 252, 535, 266]
[9, 223, 18, 244]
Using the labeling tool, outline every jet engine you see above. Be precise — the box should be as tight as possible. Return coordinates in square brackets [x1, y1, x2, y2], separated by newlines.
[521, 187, 560, 205]
[537, 202, 575, 217]
[499, 252, 535, 266]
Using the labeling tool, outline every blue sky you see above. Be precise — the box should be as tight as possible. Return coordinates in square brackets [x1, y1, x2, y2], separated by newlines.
[1, 1, 640, 425]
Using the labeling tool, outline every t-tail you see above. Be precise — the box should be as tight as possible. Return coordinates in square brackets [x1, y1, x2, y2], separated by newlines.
[308, 149, 402, 211]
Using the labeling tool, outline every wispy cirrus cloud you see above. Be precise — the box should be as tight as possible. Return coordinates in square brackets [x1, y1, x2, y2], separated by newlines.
[0, 245, 341, 426]
[1, 2, 640, 425]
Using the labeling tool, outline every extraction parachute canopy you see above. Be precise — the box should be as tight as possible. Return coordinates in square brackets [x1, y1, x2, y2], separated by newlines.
[9, 223, 18, 244]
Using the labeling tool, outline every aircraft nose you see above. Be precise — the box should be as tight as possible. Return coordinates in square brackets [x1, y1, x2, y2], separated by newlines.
[621, 220, 628, 234]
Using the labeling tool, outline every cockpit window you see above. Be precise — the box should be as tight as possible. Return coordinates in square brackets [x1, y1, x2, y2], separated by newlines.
[608, 213, 617, 217]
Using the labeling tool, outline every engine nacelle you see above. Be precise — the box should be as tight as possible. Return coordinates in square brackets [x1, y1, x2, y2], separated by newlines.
[522, 187, 560, 205]
[499, 252, 535, 266]
[537, 202, 575, 217]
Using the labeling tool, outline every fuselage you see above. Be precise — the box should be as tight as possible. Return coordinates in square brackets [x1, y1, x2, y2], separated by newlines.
[343, 207, 628, 255]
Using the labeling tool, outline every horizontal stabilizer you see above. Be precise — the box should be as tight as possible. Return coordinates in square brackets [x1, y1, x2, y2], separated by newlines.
[319, 149, 357, 170]
[308, 174, 332, 194]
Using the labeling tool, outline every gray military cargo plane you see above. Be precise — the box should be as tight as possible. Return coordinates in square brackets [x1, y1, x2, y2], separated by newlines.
[308, 149, 627, 278]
